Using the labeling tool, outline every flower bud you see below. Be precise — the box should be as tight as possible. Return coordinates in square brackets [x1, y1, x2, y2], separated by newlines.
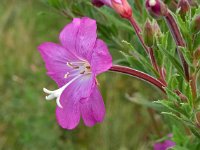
[144, 19, 154, 47]
[187, 0, 198, 7]
[192, 15, 200, 33]
[194, 47, 200, 61]
[91, 0, 132, 19]
[177, 0, 190, 18]
[152, 20, 161, 36]
[143, 19, 161, 47]
[111, 0, 132, 18]
[145, 0, 168, 19]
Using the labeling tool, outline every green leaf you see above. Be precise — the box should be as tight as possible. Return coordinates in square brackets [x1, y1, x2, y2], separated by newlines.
[165, 87, 181, 103]
[126, 93, 164, 111]
[158, 45, 184, 77]
[178, 46, 193, 67]
[172, 125, 188, 146]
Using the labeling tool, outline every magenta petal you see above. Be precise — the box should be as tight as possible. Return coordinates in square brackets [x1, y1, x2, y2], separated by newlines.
[75, 17, 97, 61]
[59, 18, 81, 53]
[81, 86, 105, 127]
[56, 75, 95, 129]
[154, 140, 176, 150]
[91, 39, 112, 75]
[92, 0, 112, 7]
[38, 42, 77, 86]
[56, 98, 80, 130]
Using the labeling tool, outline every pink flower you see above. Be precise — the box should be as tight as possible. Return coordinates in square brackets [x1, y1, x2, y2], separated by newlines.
[38, 17, 112, 130]
[154, 139, 175, 150]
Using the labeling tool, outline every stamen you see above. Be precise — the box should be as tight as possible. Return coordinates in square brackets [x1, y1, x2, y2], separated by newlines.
[67, 62, 81, 69]
[64, 72, 70, 78]
[86, 66, 90, 69]
[80, 70, 85, 74]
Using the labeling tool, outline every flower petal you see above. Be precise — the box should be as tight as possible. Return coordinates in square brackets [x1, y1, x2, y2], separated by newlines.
[56, 74, 95, 129]
[59, 18, 81, 54]
[92, 0, 112, 7]
[38, 42, 77, 86]
[154, 140, 176, 150]
[56, 97, 81, 130]
[75, 17, 97, 61]
[91, 39, 112, 75]
[80, 86, 105, 127]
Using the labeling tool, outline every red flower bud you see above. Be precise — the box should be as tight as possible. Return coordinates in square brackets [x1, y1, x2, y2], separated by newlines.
[145, 0, 168, 19]
[91, 0, 132, 19]
[111, 0, 132, 19]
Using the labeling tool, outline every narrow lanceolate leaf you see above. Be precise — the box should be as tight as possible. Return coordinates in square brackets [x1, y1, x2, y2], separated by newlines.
[126, 93, 164, 111]
[178, 46, 193, 67]
[164, 87, 181, 102]
[122, 40, 157, 75]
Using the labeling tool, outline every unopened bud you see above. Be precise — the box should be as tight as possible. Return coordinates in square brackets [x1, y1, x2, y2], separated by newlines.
[144, 19, 154, 47]
[152, 20, 161, 36]
[111, 0, 132, 18]
[177, 0, 190, 18]
[92, 0, 132, 19]
[194, 47, 200, 60]
[187, 0, 198, 7]
[143, 19, 161, 47]
[145, 0, 168, 19]
[192, 16, 200, 33]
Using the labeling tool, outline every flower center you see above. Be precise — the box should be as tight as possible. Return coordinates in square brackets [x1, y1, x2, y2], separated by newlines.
[43, 60, 92, 108]
[65, 61, 91, 78]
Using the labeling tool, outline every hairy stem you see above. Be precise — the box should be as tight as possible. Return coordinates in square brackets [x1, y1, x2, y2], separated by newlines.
[190, 75, 197, 100]
[165, 11, 190, 81]
[109, 65, 166, 93]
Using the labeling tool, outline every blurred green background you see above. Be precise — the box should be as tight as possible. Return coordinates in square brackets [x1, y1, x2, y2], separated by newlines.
[0, 0, 167, 149]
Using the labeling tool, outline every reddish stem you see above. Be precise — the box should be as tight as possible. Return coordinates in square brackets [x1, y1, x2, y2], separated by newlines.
[165, 11, 189, 81]
[109, 65, 166, 93]
[128, 17, 148, 53]
[190, 75, 197, 100]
